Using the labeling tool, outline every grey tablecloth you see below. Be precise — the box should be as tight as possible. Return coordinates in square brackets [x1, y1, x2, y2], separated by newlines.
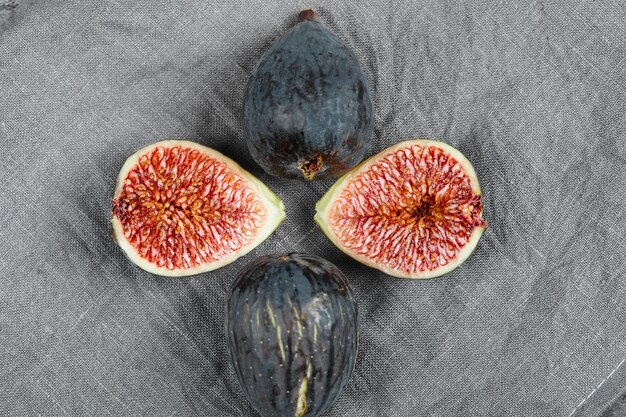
[2, 1, 626, 416]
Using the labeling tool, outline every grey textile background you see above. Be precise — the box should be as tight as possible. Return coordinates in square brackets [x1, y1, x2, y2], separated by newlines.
[0, 1, 18, 27]
[1, 0, 626, 416]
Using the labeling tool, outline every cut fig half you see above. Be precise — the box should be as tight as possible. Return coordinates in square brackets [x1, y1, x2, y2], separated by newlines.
[112, 140, 285, 277]
[315, 139, 487, 279]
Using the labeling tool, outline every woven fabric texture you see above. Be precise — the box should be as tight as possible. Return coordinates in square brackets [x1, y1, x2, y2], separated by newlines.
[1, 1, 626, 416]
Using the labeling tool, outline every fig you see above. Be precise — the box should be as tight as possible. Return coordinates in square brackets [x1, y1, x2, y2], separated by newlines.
[243, 9, 374, 180]
[226, 253, 358, 417]
[315, 139, 487, 279]
[111, 140, 285, 277]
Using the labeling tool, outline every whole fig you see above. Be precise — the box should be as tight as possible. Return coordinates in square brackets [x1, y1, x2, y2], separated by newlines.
[244, 9, 374, 180]
[226, 253, 359, 417]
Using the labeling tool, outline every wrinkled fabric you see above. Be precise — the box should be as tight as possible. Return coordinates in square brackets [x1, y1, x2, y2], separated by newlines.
[0, 1, 18, 27]
[1, 1, 625, 416]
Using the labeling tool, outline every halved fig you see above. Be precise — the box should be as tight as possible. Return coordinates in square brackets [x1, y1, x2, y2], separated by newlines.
[112, 140, 285, 277]
[315, 139, 487, 279]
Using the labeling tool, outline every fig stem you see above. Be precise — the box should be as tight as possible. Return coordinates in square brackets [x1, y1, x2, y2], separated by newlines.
[298, 9, 319, 22]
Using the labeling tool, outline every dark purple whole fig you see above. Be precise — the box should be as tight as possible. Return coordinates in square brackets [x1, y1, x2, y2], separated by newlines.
[226, 253, 359, 417]
[243, 10, 374, 180]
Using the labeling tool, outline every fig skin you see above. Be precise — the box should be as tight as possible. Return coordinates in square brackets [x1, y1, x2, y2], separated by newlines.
[243, 9, 374, 180]
[226, 253, 358, 417]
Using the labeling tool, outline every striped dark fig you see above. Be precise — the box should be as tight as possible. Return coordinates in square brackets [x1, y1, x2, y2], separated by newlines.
[243, 9, 374, 180]
[226, 253, 358, 417]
